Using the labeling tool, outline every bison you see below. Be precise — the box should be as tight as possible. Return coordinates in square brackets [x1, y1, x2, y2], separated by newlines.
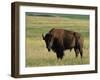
[42, 28, 84, 60]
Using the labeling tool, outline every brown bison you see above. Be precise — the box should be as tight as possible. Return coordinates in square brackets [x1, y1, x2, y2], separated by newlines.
[42, 28, 84, 60]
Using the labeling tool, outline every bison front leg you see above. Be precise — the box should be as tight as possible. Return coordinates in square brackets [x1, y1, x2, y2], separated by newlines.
[56, 51, 64, 60]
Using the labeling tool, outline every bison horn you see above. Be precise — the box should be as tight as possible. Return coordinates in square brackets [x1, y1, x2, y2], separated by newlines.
[42, 34, 45, 40]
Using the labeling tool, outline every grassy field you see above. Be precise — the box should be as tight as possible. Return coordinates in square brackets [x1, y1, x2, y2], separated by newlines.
[25, 13, 90, 67]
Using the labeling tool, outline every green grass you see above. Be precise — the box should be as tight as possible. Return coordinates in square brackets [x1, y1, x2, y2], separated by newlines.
[26, 12, 89, 20]
[25, 13, 89, 67]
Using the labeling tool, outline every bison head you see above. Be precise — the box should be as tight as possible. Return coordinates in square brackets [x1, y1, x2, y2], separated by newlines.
[42, 33, 53, 52]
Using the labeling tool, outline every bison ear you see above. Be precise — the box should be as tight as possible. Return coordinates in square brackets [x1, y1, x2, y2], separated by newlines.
[42, 34, 45, 40]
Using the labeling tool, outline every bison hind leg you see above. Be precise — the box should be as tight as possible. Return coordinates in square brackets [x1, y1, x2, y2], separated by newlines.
[79, 47, 83, 59]
[74, 48, 80, 58]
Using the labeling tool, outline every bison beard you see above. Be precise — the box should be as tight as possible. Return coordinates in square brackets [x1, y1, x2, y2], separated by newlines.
[42, 28, 84, 60]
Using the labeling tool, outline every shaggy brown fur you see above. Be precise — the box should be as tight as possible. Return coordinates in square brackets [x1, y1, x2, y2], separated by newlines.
[42, 28, 84, 60]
